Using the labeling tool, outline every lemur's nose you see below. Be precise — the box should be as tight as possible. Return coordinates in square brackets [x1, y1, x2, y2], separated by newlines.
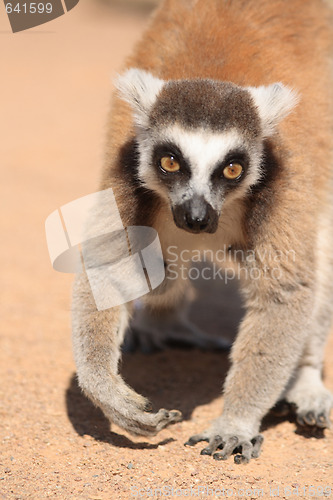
[172, 195, 219, 234]
[185, 211, 210, 232]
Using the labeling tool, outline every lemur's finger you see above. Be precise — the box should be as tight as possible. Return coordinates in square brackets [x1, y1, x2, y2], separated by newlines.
[234, 441, 252, 464]
[316, 413, 331, 429]
[200, 435, 224, 455]
[184, 432, 210, 447]
[213, 436, 239, 461]
[251, 434, 264, 458]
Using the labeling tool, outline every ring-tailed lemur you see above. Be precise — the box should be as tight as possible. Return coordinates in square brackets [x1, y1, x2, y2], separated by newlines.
[72, 0, 333, 463]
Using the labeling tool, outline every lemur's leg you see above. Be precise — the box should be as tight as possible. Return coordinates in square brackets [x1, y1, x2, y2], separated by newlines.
[72, 271, 183, 436]
[284, 219, 333, 428]
[186, 237, 315, 463]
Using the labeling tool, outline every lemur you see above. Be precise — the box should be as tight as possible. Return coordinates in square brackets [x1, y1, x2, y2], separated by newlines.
[72, 0, 333, 463]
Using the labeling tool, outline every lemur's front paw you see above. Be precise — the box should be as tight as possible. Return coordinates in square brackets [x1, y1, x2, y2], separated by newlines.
[185, 429, 264, 464]
[80, 374, 182, 437]
[129, 408, 183, 436]
[108, 400, 183, 437]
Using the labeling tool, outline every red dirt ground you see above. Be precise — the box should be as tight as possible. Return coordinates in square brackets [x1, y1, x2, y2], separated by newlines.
[1, 1, 332, 498]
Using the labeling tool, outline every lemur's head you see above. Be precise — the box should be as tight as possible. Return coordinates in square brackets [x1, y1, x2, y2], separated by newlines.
[116, 69, 298, 234]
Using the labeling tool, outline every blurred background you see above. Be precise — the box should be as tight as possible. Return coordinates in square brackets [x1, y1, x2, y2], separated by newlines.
[0, 0, 158, 324]
[104, 0, 160, 9]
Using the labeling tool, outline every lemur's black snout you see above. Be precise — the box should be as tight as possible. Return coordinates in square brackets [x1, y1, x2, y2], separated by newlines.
[185, 211, 210, 232]
[173, 195, 219, 234]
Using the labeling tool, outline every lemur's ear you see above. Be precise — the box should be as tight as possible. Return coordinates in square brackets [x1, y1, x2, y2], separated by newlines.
[115, 68, 165, 130]
[247, 83, 299, 137]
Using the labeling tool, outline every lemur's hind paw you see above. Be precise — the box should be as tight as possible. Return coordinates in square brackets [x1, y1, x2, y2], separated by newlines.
[123, 322, 230, 353]
[286, 385, 333, 432]
[123, 298, 231, 353]
[185, 431, 264, 464]
[296, 409, 331, 429]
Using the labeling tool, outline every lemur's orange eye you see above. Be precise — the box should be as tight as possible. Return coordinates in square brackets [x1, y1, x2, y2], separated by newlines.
[223, 162, 243, 180]
[160, 155, 180, 173]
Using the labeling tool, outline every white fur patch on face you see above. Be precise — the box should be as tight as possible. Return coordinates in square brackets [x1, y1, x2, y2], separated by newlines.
[164, 124, 242, 180]
[138, 124, 263, 210]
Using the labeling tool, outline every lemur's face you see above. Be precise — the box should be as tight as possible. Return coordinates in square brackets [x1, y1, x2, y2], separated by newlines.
[117, 70, 298, 235]
[141, 122, 260, 234]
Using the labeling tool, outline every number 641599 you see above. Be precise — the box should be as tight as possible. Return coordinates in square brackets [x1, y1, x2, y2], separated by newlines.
[5, 3, 53, 14]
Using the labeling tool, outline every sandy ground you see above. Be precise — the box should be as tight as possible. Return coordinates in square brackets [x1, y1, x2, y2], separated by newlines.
[1, 1, 333, 499]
